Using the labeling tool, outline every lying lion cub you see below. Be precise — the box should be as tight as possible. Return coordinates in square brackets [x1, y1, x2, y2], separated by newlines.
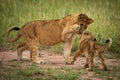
[67, 31, 112, 71]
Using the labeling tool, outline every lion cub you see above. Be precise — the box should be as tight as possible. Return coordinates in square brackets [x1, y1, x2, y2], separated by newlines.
[68, 31, 112, 71]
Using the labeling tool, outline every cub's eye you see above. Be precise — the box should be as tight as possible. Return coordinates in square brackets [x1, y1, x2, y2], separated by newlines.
[80, 24, 83, 26]
[79, 14, 84, 19]
[79, 16, 83, 19]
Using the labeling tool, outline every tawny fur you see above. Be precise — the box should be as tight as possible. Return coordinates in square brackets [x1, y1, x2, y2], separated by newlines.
[67, 31, 112, 71]
[6, 13, 94, 64]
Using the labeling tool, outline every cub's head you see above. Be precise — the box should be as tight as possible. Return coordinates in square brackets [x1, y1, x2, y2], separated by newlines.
[73, 13, 94, 34]
[80, 31, 95, 40]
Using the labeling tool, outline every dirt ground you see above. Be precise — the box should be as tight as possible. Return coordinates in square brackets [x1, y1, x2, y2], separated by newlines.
[0, 50, 87, 68]
[0, 50, 120, 80]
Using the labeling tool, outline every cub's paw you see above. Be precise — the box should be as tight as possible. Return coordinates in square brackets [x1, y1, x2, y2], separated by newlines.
[84, 64, 89, 68]
[65, 56, 75, 65]
[32, 59, 46, 64]
[73, 24, 82, 34]
[86, 68, 93, 71]
[37, 60, 47, 64]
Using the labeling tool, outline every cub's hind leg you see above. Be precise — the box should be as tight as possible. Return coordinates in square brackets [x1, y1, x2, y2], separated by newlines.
[26, 39, 45, 64]
[86, 53, 95, 71]
[27, 41, 39, 64]
[17, 43, 28, 60]
[84, 57, 89, 68]
[98, 53, 108, 71]
[84, 51, 90, 68]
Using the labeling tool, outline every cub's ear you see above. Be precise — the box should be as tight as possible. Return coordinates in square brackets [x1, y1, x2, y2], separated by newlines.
[94, 38, 97, 41]
[86, 18, 94, 24]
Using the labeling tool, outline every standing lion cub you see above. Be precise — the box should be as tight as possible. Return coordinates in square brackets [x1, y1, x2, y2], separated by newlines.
[6, 13, 94, 64]
[67, 31, 112, 71]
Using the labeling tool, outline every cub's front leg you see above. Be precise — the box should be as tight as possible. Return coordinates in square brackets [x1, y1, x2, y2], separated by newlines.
[62, 25, 80, 63]
[63, 36, 75, 63]
[62, 28, 74, 42]
[62, 24, 80, 42]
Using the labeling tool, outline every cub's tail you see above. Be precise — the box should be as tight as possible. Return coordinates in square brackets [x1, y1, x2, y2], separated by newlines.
[104, 38, 112, 49]
[96, 38, 112, 52]
[6, 27, 21, 42]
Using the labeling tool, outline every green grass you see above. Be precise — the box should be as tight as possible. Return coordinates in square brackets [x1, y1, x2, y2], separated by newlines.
[0, 63, 82, 80]
[0, 0, 120, 54]
[1, 60, 120, 80]
[92, 66, 120, 80]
